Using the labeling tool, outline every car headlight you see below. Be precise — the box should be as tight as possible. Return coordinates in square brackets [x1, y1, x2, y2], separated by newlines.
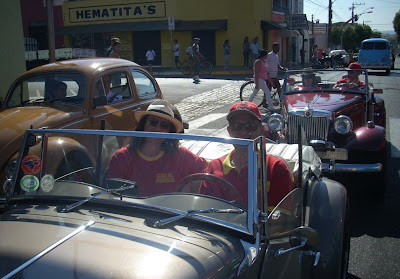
[334, 115, 353, 135]
[5, 159, 17, 179]
[267, 114, 284, 132]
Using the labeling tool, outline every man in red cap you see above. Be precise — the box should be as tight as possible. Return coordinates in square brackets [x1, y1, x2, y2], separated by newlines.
[198, 101, 292, 210]
[335, 62, 366, 88]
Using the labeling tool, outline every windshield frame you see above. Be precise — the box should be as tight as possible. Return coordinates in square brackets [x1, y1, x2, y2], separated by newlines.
[8, 128, 262, 237]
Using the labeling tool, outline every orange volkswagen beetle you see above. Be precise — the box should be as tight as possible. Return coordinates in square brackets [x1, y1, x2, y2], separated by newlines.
[0, 58, 163, 191]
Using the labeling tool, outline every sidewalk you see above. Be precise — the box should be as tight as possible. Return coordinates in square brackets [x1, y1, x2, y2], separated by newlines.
[145, 63, 308, 78]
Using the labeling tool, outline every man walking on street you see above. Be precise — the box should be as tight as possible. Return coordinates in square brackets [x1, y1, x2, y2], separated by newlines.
[266, 42, 287, 96]
[192, 38, 204, 81]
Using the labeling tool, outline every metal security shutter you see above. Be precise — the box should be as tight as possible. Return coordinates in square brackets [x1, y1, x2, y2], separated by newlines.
[133, 31, 161, 66]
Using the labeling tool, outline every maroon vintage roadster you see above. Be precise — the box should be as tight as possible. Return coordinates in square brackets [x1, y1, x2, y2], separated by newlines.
[264, 69, 386, 194]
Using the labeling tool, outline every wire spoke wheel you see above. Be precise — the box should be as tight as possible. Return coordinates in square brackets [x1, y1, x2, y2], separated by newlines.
[181, 61, 193, 75]
[240, 80, 264, 107]
[200, 61, 213, 75]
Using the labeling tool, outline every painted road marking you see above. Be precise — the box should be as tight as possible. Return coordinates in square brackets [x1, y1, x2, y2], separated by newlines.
[188, 113, 226, 130]
[389, 118, 400, 158]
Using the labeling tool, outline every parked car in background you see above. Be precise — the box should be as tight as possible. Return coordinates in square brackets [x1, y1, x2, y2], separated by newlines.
[352, 52, 359, 62]
[0, 128, 350, 278]
[265, 69, 386, 194]
[0, 58, 163, 193]
[328, 50, 350, 67]
[358, 38, 393, 73]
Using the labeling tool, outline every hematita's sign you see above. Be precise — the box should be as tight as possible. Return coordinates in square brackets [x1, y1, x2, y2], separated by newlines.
[68, 1, 166, 24]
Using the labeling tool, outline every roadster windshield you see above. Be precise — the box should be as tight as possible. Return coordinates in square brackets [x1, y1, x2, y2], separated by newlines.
[8, 129, 264, 234]
[282, 69, 369, 94]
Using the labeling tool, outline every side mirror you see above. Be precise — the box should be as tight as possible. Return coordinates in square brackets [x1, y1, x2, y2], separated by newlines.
[92, 96, 107, 108]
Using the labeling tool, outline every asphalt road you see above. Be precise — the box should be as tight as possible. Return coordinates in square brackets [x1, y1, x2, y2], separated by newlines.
[156, 61, 400, 279]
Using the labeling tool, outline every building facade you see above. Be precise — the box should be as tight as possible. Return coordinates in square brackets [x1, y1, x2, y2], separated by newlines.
[57, 0, 300, 67]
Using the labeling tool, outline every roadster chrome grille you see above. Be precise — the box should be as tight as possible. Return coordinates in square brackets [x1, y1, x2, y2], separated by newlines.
[287, 110, 331, 143]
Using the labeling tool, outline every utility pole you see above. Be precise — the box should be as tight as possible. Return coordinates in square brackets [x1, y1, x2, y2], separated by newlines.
[328, 0, 332, 49]
[350, 3, 364, 24]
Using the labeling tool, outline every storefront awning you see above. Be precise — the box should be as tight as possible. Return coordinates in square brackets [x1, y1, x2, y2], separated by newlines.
[56, 20, 227, 35]
[261, 20, 286, 30]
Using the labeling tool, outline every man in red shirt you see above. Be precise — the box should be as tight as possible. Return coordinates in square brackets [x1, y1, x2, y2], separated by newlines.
[335, 62, 366, 89]
[198, 101, 292, 211]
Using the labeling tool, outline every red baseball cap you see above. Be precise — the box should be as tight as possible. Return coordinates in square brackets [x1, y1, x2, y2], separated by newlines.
[227, 101, 262, 121]
[347, 62, 362, 70]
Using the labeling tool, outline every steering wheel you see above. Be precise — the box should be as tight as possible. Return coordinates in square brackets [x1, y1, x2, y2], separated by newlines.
[176, 173, 245, 206]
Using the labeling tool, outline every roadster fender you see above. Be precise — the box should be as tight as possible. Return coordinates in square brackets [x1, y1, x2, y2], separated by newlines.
[344, 125, 386, 152]
[306, 177, 348, 278]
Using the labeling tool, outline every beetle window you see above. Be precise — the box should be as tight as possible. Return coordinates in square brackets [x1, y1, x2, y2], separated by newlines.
[131, 71, 157, 98]
[6, 73, 86, 107]
[94, 72, 131, 105]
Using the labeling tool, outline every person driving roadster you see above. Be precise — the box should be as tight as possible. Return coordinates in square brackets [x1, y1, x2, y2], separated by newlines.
[198, 101, 292, 210]
[107, 100, 207, 196]
[334, 62, 365, 89]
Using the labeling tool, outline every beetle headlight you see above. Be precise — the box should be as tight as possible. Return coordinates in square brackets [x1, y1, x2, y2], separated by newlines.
[267, 114, 285, 132]
[5, 159, 17, 179]
[334, 115, 353, 135]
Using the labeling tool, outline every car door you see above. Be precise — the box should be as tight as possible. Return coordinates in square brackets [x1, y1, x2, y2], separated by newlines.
[260, 188, 304, 278]
[87, 68, 161, 131]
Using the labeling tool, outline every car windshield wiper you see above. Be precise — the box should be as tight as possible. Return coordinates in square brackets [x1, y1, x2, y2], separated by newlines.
[153, 208, 245, 228]
[61, 181, 137, 213]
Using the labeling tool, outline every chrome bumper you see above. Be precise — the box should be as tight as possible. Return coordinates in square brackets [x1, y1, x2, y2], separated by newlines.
[321, 162, 382, 173]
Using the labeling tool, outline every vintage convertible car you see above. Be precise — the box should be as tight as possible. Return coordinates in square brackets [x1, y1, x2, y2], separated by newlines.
[0, 58, 163, 193]
[265, 69, 386, 193]
[0, 128, 349, 278]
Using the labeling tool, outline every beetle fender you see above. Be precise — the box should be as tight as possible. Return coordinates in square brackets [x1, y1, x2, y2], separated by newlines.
[306, 178, 348, 278]
[45, 137, 96, 175]
[344, 125, 386, 151]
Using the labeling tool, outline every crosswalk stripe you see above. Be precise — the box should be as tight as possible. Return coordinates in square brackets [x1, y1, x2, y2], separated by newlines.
[188, 113, 226, 129]
[389, 118, 400, 158]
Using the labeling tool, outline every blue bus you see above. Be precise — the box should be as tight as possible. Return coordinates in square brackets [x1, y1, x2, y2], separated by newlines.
[358, 38, 394, 74]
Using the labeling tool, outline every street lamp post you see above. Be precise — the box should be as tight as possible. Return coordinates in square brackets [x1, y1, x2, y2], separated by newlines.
[341, 9, 373, 49]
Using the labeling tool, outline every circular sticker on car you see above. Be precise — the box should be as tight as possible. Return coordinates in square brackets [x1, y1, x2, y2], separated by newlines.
[40, 174, 54, 192]
[21, 154, 41, 174]
[20, 175, 40, 192]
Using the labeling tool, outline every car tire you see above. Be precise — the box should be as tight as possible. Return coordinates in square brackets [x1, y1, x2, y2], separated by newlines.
[340, 200, 351, 279]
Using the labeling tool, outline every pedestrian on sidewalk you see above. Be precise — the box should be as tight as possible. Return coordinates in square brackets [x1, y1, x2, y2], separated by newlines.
[106, 38, 121, 58]
[223, 39, 231, 70]
[243, 36, 250, 67]
[250, 37, 260, 68]
[173, 39, 180, 68]
[266, 42, 287, 96]
[146, 48, 156, 74]
[248, 49, 278, 112]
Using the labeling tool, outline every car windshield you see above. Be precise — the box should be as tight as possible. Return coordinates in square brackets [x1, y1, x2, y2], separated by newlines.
[6, 73, 87, 108]
[7, 129, 270, 235]
[5, 128, 311, 240]
[282, 69, 369, 94]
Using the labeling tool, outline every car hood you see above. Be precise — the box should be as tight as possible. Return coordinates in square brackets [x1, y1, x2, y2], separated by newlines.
[284, 92, 363, 111]
[0, 106, 83, 165]
[0, 204, 243, 279]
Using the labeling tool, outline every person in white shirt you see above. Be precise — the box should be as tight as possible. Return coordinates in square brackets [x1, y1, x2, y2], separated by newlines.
[266, 42, 287, 96]
[96, 75, 122, 104]
[173, 40, 180, 68]
[249, 37, 260, 67]
[145, 49, 156, 74]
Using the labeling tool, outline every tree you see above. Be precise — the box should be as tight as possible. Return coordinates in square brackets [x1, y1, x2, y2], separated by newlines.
[394, 10, 400, 41]
[331, 23, 373, 51]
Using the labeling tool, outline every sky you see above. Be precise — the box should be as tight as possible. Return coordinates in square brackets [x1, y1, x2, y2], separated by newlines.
[303, 0, 400, 33]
